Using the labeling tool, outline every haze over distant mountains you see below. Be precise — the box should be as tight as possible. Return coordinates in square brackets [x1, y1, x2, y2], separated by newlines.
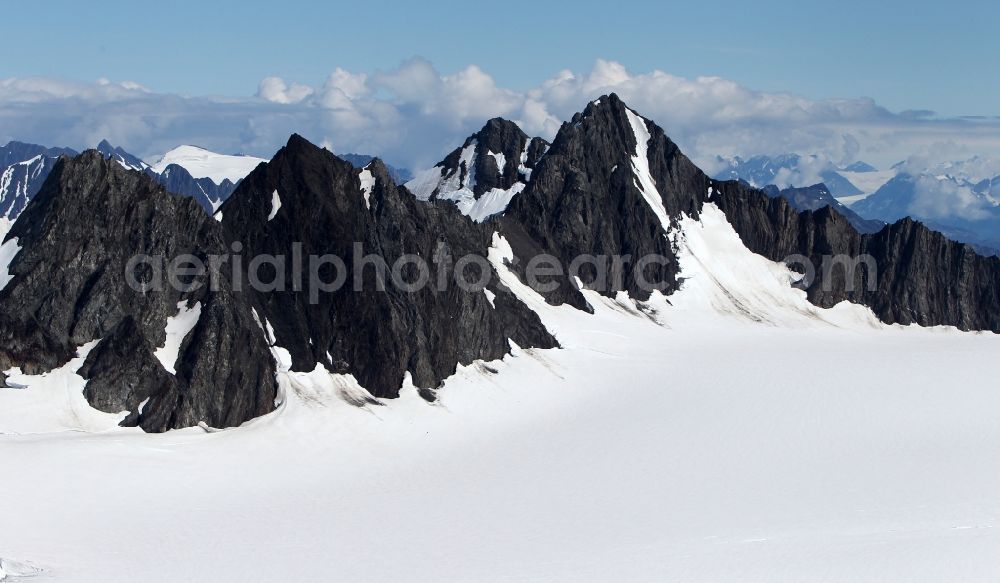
[714, 153, 1000, 254]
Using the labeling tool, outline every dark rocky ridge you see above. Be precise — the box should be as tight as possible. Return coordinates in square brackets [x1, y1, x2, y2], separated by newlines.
[710, 183, 1000, 330]
[495, 94, 999, 331]
[498, 94, 706, 309]
[339, 153, 412, 184]
[0, 151, 277, 431]
[218, 135, 557, 399]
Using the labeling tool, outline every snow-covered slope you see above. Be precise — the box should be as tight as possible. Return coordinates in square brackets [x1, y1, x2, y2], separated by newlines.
[0, 153, 60, 223]
[3, 203, 1000, 582]
[150, 145, 266, 184]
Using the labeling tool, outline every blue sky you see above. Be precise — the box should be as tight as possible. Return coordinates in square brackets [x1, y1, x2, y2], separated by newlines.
[1, 0, 999, 171]
[6, 0, 997, 117]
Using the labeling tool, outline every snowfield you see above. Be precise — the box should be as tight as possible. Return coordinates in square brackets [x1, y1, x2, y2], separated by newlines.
[2, 207, 1000, 582]
[836, 169, 898, 205]
[149, 145, 266, 184]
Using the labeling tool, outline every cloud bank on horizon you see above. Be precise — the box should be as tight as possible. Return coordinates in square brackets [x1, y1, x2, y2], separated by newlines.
[2, 58, 999, 174]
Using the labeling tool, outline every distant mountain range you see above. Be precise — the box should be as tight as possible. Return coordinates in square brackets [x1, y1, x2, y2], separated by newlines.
[853, 169, 1000, 254]
[1, 141, 412, 226]
[712, 152, 1000, 255]
[714, 154, 872, 197]
[760, 184, 885, 234]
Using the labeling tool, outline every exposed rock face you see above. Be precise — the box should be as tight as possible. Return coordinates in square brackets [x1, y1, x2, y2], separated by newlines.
[219, 135, 557, 399]
[711, 182, 1000, 331]
[498, 94, 706, 309]
[0, 151, 277, 431]
[496, 94, 999, 331]
[340, 153, 412, 183]
[450, 118, 548, 197]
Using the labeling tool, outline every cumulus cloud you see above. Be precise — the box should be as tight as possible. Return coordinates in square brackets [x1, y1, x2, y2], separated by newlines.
[2, 59, 1000, 174]
[256, 77, 313, 104]
[909, 175, 995, 221]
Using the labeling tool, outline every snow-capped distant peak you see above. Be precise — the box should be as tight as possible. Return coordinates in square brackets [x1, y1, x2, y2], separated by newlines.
[150, 145, 266, 185]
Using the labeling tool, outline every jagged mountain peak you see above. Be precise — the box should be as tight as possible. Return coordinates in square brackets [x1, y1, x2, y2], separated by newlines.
[1, 145, 278, 431]
[220, 134, 420, 235]
[577, 92, 628, 116]
[94, 139, 150, 172]
[283, 132, 317, 153]
[361, 156, 396, 185]
[405, 117, 548, 222]
[339, 153, 412, 183]
[216, 132, 557, 397]
[495, 93, 707, 309]
[11, 149, 195, 244]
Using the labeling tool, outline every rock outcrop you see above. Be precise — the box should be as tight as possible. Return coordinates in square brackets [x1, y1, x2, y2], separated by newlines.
[219, 135, 557, 399]
[0, 151, 277, 431]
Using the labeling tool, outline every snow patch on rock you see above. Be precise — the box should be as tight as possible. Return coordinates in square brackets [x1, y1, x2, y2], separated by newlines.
[268, 190, 282, 221]
[359, 167, 375, 210]
[488, 150, 506, 174]
[0, 236, 21, 292]
[625, 107, 670, 232]
[154, 301, 203, 375]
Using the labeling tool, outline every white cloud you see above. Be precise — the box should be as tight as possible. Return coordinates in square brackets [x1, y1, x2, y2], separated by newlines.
[909, 175, 994, 222]
[2, 60, 1000, 174]
[256, 77, 314, 104]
